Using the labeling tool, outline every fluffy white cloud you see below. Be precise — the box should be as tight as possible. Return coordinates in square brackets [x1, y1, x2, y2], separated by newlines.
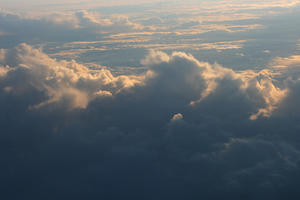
[170, 113, 183, 122]
[142, 50, 290, 120]
[0, 43, 145, 110]
[0, 44, 293, 120]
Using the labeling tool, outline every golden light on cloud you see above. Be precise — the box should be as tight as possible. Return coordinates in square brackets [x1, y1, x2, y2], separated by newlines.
[272, 55, 300, 68]
[2, 0, 300, 198]
[250, 79, 288, 120]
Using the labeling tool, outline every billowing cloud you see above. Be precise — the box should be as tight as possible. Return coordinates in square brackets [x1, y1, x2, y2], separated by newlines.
[0, 43, 145, 110]
[1, 0, 300, 198]
[0, 44, 292, 119]
[1, 44, 300, 199]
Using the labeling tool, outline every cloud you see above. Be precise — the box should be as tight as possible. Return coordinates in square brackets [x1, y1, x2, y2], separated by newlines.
[75, 10, 144, 32]
[0, 44, 292, 120]
[170, 113, 183, 122]
[2, 44, 300, 199]
[0, 43, 145, 110]
[0, 10, 144, 45]
[272, 55, 300, 68]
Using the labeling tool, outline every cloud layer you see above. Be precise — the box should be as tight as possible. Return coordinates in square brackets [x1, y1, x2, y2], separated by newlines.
[0, 10, 144, 45]
[2, 44, 300, 199]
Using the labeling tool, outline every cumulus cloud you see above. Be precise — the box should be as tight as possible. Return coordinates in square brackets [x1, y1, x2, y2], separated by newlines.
[0, 43, 145, 110]
[0, 44, 293, 120]
[170, 113, 183, 122]
[2, 44, 300, 199]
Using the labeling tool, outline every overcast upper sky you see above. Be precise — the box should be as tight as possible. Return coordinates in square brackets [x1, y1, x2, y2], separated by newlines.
[1, 1, 300, 200]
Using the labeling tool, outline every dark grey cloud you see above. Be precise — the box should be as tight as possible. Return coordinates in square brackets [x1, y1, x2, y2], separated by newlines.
[1, 44, 300, 199]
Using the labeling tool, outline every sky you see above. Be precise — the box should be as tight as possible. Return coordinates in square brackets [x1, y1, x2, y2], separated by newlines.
[1, 0, 300, 199]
